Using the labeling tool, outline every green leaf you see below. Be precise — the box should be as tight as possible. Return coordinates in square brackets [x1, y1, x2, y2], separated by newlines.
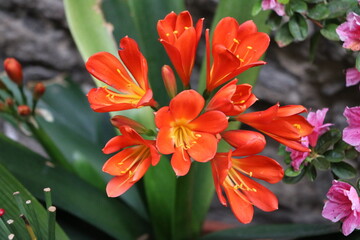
[0, 133, 149, 239]
[278, 0, 290, 4]
[331, 162, 357, 179]
[252, 0, 263, 16]
[275, 23, 294, 47]
[0, 164, 69, 240]
[327, 0, 358, 19]
[304, 0, 324, 3]
[346, 148, 359, 160]
[289, 0, 308, 13]
[285, 167, 303, 177]
[356, 54, 360, 72]
[289, 13, 309, 41]
[144, 156, 176, 240]
[267, 11, 283, 30]
[324, 150, 345, 162]
[320, 23, 340, 41]
[283, 168, 306, 184]
[308, 4, 330, 20]
[305, 164, 317, 181]
[313, 157, 330, 170]
[173, 162, 214, 240]
[334, 140, 350, 152]
[200, 223, 338, 240]
[315, 129, 342, 154]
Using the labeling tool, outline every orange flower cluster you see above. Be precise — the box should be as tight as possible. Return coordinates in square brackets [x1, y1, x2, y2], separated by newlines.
[86, 11, 313, 223]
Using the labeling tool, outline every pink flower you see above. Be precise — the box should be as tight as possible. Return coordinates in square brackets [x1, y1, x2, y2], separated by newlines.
[261, 0, 286, 16]
[346, 68, 360, 89]
[336, 12, 360, 51]
[343, 106, 360, 152]
[322, 180, 360, 236]
[286, 108, 332, 171]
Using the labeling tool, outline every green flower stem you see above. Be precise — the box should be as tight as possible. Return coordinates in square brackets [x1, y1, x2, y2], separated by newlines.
[47, 206, 56, 240]
[18, 85, 27, 106]
[26, 121, 74, 172]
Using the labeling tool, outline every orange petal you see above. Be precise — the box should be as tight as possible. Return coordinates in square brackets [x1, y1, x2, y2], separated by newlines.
[171, 147, 191, 176]
[270, 134, 311, 152]
[236, 174, 279, 212]
[211, 152, 232, 206]
[232, 155, 284, 183]
[222, 130, 266, 156]
[189, 111, 228, 134]
[212, 17, 238, 48]
[277, 105, 307, 117]
[236, 20, 258, 40]
[106, 175, 135, 197]
[102, 147, 140, 175]
[187, 132, 218, 162]
[156, 127, 175, 154]
[118, 37, 149, 90]
[206, 80, 237, 113]
[170, 90, 204, 121]
[224, 182, 254, 224]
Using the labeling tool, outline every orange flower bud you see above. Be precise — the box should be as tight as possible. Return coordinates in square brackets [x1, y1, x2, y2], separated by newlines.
[5, 97, 14, 106]
[161, 65, 177, 98]
[4, 58, 23, 85]
[0, 208, 5, 217]
[33, 82, 46, 100]
[111, 115, 148, 134]
[17, 105, 31, 116]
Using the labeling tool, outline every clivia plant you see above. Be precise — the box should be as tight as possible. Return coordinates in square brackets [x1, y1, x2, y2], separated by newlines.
[0, 0, 359, 240]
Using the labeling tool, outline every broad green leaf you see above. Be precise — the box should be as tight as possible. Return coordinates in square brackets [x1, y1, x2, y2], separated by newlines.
[144, 156, 176, 240]
[304, 0, 324, 3]
[320, 23, 340, 41]
[289, 13, 308, 41]
[200, 223, 338, 240]
[324, 150, 345, 163]
[356, 54, 360, 72]
[313, 157, 330, 170]
[289, 0, 308, 13]
[327, 0, 357, 19]
[275, 23, 294, 47]
[283, 168, 306, 184]
[346, 148, 359, 160]
[252, 0, 263, 16]
[285, 167, 303, 177]
[307, 4, 330, 20]
[315, 129, 341, 154]
[64, 0, 117, 80]
[267, 11, 283, 30]
[305, 164, 317, 181]
[331, 162, 357, 179]
[0, 133, 149, 239]
[0, 164, 69, 240]
[278, 0, 290, 4]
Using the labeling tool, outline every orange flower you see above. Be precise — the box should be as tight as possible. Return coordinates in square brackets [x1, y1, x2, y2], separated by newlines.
[102, 126, 160, 197]
[155, 90, 228, 176]
[157, 11, 203, 87]
[86, 36, 157, 112]
[4, 58, 23, 85]
[206, 18, 270, 92]
[211, 130, 283, 223]
[205, 79, 257, 116]
[236, 104, 314, 152]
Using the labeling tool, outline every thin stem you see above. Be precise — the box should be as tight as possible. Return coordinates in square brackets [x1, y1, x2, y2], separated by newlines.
[18, 86, 27, 105]
[26, 121, 74, 172]
[47, 206, 56, 240]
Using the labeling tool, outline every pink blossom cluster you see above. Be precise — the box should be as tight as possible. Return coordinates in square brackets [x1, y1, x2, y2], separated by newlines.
[336, 12, 360, 51]
[343, 106, 360, 152]
[322, 180, 360, 236]
[261, 0, 285, 16]
[286, 108, 332, 171]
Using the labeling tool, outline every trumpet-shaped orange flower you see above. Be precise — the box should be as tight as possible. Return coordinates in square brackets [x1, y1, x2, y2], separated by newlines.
[102, 126, 160, 197]
[236, 104, 314, 152]
[86, 36, 157, 112]
[211, 130, 284, 223]
[206, 18, 270, 91]
[155, 90, 228, 176]
[206, 79, 257, 116]
[157, 11, 203, 87]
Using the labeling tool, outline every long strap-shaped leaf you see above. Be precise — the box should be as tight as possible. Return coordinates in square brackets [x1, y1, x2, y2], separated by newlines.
[0, 133, 149, 239]
[0, 164, 69, 240]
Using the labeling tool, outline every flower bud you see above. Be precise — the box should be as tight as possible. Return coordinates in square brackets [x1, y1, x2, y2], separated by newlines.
[4, 58, 23, 85]
[5, 97, 14, 106]
[161, 65, 177, 98]
[33, 82, 46, 100]
[111, 115, 147, 134]
[0, 208, 5, 217]
[0, 102, 5, 111]
[17, 105, 31, 116]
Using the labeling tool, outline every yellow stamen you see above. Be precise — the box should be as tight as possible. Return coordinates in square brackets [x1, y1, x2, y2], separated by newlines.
[172, 124, 200, 150]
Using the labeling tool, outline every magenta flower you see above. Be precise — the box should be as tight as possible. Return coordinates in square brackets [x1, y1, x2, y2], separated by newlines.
[322, 180, 360, 236]
[343, 106, 360, 152]
[336, 12, 360, 51]
[346, 68, 360, 89]
[261, 0, 286, 16]
[286, 108, 332, 171]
